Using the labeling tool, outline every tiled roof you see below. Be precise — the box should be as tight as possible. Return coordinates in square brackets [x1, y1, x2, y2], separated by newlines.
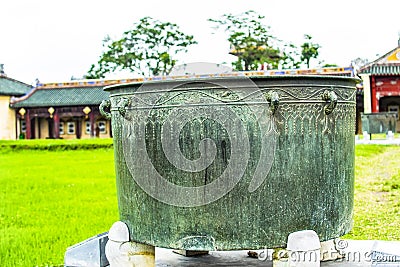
[359, 46, 400, 75]
[11, 86, 109, 108]
[0, 75, 33, 96]
[358, 63, 400, 75]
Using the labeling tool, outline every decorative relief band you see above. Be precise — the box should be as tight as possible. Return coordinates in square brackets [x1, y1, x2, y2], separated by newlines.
[110, 86, 356, 136]
[110, 87, 356, 111]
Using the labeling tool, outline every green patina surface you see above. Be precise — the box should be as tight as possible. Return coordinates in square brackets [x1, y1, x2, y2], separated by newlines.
[103, 76, 358, 250]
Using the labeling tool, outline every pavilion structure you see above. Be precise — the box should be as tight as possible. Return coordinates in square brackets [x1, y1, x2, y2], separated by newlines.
[359, 40, 400, 132]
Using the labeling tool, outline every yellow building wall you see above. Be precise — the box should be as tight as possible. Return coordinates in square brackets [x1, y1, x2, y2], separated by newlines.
[81, 120, 92, 139]
[98, 120, 111, 138]
[59, 121, 76, 140]
[0, 96, 16, 140]
[34, 118, 40, 139]
[58, 120, 111, 139]
[80, 119, 111, 139]
[12, 117, 111, 140]
[39, 118, 49, 139]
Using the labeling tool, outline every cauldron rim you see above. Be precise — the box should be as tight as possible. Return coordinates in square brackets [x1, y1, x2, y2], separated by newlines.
[104, 75, 360, 92]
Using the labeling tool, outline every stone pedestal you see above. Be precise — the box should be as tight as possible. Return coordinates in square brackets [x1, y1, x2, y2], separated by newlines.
[105, 221, 155, 267]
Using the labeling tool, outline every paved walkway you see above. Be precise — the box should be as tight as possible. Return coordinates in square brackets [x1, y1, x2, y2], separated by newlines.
[355, 137, 400, 145]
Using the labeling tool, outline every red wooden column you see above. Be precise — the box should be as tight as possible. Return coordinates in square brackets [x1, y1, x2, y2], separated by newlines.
[89, 111, 95, 137]
[25, 109, 31, 139]
[53, 109, 60, 139]
[76, 118, 82, 139]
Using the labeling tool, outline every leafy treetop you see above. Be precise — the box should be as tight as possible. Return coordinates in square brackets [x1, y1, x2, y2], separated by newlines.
[209, 11, 324, 71]
[300, 34, 321, 68]
[209, 10, 282, 71]
[86, 17, 197, 78]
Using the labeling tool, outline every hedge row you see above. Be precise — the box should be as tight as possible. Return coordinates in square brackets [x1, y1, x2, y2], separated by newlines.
[0, 138, 114, 151]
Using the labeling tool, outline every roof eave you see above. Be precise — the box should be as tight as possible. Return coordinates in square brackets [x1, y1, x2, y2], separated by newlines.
[0, 92, 26, 97]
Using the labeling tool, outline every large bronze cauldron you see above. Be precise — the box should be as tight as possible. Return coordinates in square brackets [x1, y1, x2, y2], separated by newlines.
[101, 75, 358, 250]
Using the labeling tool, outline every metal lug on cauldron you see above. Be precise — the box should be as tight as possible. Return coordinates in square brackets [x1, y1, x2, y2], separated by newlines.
[99, 100, 111, 119]
[322, 90, 338, 115]
[105, 221, 155, 267]
[266, 91, 280, 114]
[117, 97, 130, 117]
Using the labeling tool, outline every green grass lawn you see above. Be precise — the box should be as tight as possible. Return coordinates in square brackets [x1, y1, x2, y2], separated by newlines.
[0, 142, 118, 267]
[344, 144, 400, 240]
[0, 141, 399, 266]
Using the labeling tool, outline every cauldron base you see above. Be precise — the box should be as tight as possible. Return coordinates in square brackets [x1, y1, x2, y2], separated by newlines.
[155, 240, 398, 266]
[99, 222, 399, 267]
[64, 229, 400, 266]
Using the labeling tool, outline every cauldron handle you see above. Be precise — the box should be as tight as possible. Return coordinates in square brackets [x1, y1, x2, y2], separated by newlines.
[117, 97, 130, 117]
[99, 100, 111, 119]
[266, 91, 279, 114]
[322, 90, 337, 115]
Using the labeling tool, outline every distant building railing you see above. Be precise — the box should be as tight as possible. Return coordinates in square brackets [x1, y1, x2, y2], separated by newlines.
[35, 66, 355, 89]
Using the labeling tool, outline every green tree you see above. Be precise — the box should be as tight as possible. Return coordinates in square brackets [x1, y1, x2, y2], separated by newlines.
[279, 42, 301, 69]
[300, 34, 320, 68]
[86, 17, 197, 78]
[209, 10, 282, 71]
[321, 63, 339, 67]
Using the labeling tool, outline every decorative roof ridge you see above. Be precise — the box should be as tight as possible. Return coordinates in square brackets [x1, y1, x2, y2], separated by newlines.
[369, 62, 400, 65]
[360, 62, 400, 71]
[36, 78, 142, 89]
[36, 84, 104, 89]
[10, 87, 39, 105]
[34, 66, 354, 89]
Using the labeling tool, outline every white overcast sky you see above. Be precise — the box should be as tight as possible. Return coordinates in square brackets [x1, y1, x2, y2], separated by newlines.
[0, 0, 399, 85]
